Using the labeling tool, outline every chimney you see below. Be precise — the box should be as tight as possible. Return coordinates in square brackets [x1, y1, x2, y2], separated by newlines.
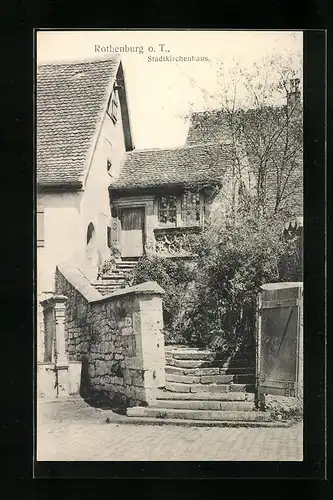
[287, 78, 301, 110]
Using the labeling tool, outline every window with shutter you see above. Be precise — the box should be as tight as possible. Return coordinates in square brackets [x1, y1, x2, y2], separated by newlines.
[37, 208, 44, 247]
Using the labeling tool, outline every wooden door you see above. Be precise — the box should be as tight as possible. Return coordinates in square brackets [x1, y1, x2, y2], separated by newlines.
[121, 208, 144, 258]
[256, 283, 303, 397]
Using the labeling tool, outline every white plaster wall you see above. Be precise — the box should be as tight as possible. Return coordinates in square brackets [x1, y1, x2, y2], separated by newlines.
[78, 93, 127, 280]
[37, 191, 82, 294]
[37, 91, 128, 360]
[37, 191, 81, 362]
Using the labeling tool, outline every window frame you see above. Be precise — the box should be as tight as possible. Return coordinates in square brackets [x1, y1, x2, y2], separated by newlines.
[156, 191, 203, 229]
[107, 91, 118, 123]
[180, 191, 202, 227]
[157, 195, 178, 228]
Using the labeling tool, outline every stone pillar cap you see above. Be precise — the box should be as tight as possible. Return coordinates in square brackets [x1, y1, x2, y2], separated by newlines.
[260, 282, 303, 291]
[40, 294, 68, 307]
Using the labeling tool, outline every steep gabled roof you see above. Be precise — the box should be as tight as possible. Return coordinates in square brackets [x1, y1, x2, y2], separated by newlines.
[37, 57, 129, 188]
[109, 142, 236, 192]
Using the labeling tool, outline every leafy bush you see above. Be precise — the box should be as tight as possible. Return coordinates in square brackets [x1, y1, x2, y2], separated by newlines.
[184, 210, 301, 351]
[124, 255, 197, 345]
[122, 211, 301, 351]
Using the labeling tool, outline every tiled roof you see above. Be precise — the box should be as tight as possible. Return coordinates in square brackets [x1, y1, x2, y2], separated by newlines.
[186, 108, 303, 217]
[37, 57, 119, 187]
[110, 142, 235, 191]
[186, 110, 233, 145]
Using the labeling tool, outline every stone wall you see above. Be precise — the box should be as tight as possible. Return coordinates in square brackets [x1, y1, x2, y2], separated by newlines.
[55, 265, 166, 407]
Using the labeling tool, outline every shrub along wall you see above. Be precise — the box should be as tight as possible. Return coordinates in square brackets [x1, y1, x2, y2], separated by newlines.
[55, 265, 166, 409]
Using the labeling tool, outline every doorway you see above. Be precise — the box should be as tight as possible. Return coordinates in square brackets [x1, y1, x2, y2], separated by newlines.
[120, 207, 145, 258]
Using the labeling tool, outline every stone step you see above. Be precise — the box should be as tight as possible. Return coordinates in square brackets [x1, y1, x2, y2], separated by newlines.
[153, 399, 255, 411]
[118, 416, 290, 428]
[95, 278, 126, 284]
[165, 345, 201, 350]
[165, 382, 255, 394]
[127, 407, 271, 422]
[167, 351, 215, 361]
[94, 284, 125, 293]
[165, 357, 252, 369]
[156, 389, 255, 402]
[100, 272, 128, 279]
[165, 347, 253, 365]
[165, 365, 255, 376]
[165, 373, 255, 385]
[116, 262, 137, 268]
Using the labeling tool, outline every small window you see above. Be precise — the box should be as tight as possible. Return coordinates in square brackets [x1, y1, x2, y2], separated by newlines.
[87, 222, 95, 245]
[107, 93, 118, 122]
[37, 207, 44, 247]
[107, 226, 111, 248]
[111, 100, 118, 119]
[107, 159, 112, 173]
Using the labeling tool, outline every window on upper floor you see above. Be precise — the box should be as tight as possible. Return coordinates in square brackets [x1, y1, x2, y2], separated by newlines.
[107, 92, 118, 123]
[181, 191, 201, 226]
[158, 195, 177, 226]
[157, 191, 203, 228]
[37, 207, 44, 247]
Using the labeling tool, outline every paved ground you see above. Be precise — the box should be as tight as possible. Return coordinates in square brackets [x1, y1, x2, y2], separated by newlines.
[36, 397, 303, 461]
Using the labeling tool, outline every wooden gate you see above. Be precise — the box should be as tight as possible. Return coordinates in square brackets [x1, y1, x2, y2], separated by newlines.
[256, 282, 303, 397]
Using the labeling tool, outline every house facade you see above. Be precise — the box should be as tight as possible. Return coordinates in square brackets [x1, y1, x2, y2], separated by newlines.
[108, 141, 238, 260]
[37, 57, 134, 361]
[37, 56, 302, 367]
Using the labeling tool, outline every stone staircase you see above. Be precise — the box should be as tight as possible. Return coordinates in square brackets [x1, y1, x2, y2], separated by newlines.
[127, 346, 275, 425]
[93, 260, 138, 295]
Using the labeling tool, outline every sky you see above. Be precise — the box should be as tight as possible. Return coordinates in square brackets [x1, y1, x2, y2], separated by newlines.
[37, 30, 303, 149]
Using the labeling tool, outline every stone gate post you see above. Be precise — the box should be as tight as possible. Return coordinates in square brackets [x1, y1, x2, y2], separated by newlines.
[39, 294, 82, 398]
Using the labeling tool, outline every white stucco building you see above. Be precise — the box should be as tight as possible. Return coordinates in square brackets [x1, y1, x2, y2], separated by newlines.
[37, 56, 134, 361]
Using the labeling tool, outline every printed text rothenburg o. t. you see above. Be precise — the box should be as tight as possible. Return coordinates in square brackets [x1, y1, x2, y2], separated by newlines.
[94, 43, 209, 62]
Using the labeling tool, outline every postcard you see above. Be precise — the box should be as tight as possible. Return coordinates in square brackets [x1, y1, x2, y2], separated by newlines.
[36, 30, 304, 463]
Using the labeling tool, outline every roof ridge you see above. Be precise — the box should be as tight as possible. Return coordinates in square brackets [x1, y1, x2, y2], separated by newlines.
[127, 141, 232, 154]
[37, 55, 120, 68]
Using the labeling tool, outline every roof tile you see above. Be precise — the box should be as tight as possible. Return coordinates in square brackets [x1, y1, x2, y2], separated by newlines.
[110, 142, 236, 191]
[37, 57, 119, 186]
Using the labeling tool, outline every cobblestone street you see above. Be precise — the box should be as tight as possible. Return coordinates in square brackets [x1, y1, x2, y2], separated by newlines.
[36, 397, 303, 461]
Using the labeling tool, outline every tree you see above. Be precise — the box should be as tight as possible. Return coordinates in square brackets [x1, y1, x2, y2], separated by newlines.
[184, 51, 303, 222]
